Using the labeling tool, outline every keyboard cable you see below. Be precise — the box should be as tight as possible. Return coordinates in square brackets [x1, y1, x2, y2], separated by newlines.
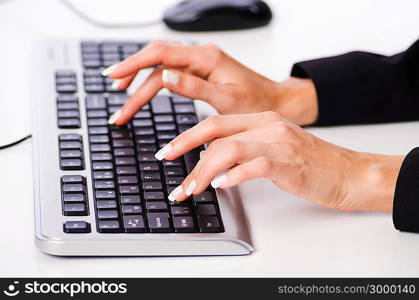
[0, 134, 32, 150]
[60, 0, 162, 29]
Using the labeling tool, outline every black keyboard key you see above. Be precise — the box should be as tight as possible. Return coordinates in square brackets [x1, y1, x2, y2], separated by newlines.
[61, 175, 84, 184]
[173, 216, 195, 232]
[96, 190, 116, 199]
[171, 206, 192, 215]
[90, 135, 110, 143]
[172, 95, 193, 103]
[164, 167, 184, 176]
[147, 212, 172, 232]
[57, 110, 80, 118]
[60, 150, 83, 159]
[85, 84, 105, 93]
[83, 60, 102, 68]
[61, 158, 84, 170]
[89, 127, 109, 135]
[114, 148, 135, 156]
[151, 95, 172, 114]
[57, 84, 77, 93]
[140, 162, 159, 172]
[116, 166, 137, 175]
[157, 132, 177, 140]
[136, 136, 156, 144]
[113, 139, 134, 148]
[57, 102, 79, 110]
[174, 104, 195, 114]
[137, 153, 157, 162]
[94, 180, 115, 189]
[87, 110, 107, 118]
[58, 118, 81, 128]
[63, 203, 87, 216]
[97, 210, 119, 219]
[63, 221, 91, 233]
[154, 115, 174, 123]
[87, 118, 107, 126]
[85, 95, 107, 109]
[123, 215, 147, 233]
[118, 176, 138, 185]
[163, 159, 184, 167]
[121, 204, 142, 214]
[166, 177, 184, 185]
[134, 111, 152, 119]
[142, 182, 162, 190]
[137, 145, 157, 153]
[196, 204, 217, 215]
[108, 94, 128, 105]
[132, 119, 153, 127]
[91, 152, 112, 161]
[63, 193, 86, 203]
[198, 216, 221, 232]
[91, 144, 111, 152]
[141, 172, 161, 181]
[96, 200, 117, 209]
[178, 125, 193, 133]
[92, 161, 113, 170]
[146, 201, 168, 211]
[59, 134, 82, 142]
[111, 130, 132, 139]
[155, 123, 177, 132]
[120, 195, 141, 204]
[193, 191, 215, 203]
[134, 127, 155, 136]
[144, 191, 164, 201]
[57, 95, 78, 102]
[93, 171, 114, 179]
[98, 220, 121, 233]
[62, 183, 86, 193]
[115, 157, 136, 165]
[60, 141, 82, 150]
[119, 185, 140, 194]
[176, 114, 197, 125]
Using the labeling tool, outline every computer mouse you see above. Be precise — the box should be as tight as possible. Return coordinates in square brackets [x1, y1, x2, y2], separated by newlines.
[163, 0, 273, 31]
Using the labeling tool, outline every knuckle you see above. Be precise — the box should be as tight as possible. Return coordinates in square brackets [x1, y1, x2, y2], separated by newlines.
[225, 140, 243, 155]
[275, 121, 293, 136]
[203, 115, 223, 132]
[257, 157, 272, 176]
[262, 110, 281, 121]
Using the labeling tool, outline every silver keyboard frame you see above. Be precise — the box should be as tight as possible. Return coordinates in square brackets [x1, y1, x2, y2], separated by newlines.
[31, 39, 253, 256]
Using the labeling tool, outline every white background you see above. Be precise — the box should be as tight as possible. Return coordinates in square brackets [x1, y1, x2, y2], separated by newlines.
[1, 0, 419, 277]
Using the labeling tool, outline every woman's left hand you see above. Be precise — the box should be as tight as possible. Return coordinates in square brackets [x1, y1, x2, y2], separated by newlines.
[156, 111, 403, 213]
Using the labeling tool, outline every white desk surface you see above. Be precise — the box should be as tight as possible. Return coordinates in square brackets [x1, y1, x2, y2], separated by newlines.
[1, 0, 419, 277]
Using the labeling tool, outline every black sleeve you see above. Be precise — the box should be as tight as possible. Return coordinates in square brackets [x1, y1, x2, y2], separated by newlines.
[291, 39, 419, 126]
[393, 148, 419, 233]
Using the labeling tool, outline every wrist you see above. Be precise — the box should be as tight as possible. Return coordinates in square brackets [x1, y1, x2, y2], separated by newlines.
[347, 152, 404, 213]
[273, 77, 318, 125]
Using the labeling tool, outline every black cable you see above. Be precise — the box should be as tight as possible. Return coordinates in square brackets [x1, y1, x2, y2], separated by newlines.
[0, 134, 32, 150]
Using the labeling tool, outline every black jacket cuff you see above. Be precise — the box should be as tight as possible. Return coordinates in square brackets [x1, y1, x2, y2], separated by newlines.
[393, 147, 419, 233]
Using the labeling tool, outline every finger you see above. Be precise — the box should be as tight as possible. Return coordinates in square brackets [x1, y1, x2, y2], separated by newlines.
[111, 73, 136, 91]
[212, 156, 273, 189]
[170, 140, 262, 202]
[161, 69, 228, 108]
[108, 41, 215, 79]
[155, 112, 281, 161]
[110, 68, 163, 126]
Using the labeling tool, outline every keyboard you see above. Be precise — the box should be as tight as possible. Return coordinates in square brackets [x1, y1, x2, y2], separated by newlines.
[31, 39, 253, 256]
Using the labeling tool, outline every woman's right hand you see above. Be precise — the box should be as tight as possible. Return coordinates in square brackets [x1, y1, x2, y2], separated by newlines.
[103, 40, 318, 126]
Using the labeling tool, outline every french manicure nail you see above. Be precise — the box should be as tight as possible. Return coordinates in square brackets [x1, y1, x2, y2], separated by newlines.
[111, 79, 122, 90]
[101, 63, 120, 76]
[211, 175, 227, 188]
[162, 69, 180, 85]
[168, 185, 183, 203]
[155, 144, 173, 160]
[185, 179, 197, 196]
[199, 150, 205, 159]
[108, 109, 122, 125]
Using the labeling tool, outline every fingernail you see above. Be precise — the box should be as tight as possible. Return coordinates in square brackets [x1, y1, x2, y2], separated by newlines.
[168, 185, 183, 203]
[155, 143, 173, 160]
[162, 69, 180, 85]
[185, 179, 197, 196]
[211, 175, 227, 188]
[102, 63, 120, 76]
[199, 150, 205, 159]
[111, 79, 122, 90]
[108, 109, 122, 125]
